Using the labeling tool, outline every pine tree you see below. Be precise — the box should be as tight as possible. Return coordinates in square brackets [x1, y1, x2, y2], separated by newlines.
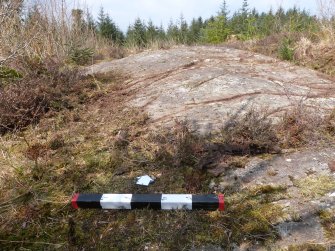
[97, 7, 106, 28]
[126, 18, 147, 47]
[167, 19, 179, 42]
[219, 0, 229, 21]
[258, 9, 275, 36]
[157, 24, 166, 40]
[229, 0, 252, 39]
[97, 8, 124, 44]
[85, 10, 96, 32]
[179, 14, 188, 43]
[202, 15, 230, 44]
[188, 17, 203, 44]
[146, 19, 158, 42]
[241, 0, 249, 17]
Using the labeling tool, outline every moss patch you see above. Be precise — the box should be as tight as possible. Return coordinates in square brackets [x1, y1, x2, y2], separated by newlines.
[319, 209, 335, 240]
[0, 66, 22, 79]
[287, 243, 327, 251]
[224, 184, 288, 244]
[293, 175, 335, 198]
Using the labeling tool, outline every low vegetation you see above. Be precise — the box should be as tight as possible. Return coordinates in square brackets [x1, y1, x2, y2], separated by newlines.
[1, 0, 335, 250]
[293, 175, 335, 198]
[218, 109, 279, 155]
[1, 69, 334, 249]
[0, 60, 85, 134]
[278, 105, 335, 147]
[319, 209, 335, 240]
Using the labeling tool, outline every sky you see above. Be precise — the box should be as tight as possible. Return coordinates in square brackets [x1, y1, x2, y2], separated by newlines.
[75, 0, 319, 31]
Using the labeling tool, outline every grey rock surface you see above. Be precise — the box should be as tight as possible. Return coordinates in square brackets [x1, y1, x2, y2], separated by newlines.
[87, 46, 335, 134]
[221, 148, 335, 249]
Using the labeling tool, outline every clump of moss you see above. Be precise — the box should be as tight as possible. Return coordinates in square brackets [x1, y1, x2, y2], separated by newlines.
[0, 66, 22, 81]
[319, 209, 335, 240]
[224, 184, 288, 244]
[293, 175, 335, 198]
[248, 184, 288, 203]
[287, 243, 327, 251]
[241, 203, 283, 236]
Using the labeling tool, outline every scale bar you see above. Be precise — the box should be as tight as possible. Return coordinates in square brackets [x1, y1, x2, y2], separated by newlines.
[72, 193, 224, 211]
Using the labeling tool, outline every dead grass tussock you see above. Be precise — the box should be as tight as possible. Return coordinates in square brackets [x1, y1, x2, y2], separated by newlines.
[226, 20, 335, 77]
[294, 35, 335, 76]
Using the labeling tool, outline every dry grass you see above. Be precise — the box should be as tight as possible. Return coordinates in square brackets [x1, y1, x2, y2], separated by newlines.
[293, 175, 335, 198]
[294, 36, 335, 76]
[1, 69, 335, 249]
[319, 209, 335, 240]
[0, 0, 124, 67]
[0, 71, 293, 250]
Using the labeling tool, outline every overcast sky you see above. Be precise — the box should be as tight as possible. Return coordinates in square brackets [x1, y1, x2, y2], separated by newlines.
[76, 0, 319, 31]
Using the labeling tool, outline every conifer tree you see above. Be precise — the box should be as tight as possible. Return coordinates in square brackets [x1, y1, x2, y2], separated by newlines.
[97, 8, 124, 44]
[85, 10, 96, 32]
[126, 18, 147, 47]
[157, 24, 166, 40]
[188, 17, 203, 44]
[202, 15, 230, 43]
[219, 0, 229, 22]
[241, 0, 249, 17]
[179, 14, 188, 43]
[167, 19, 179, 42]
[146, 19, 158, 42]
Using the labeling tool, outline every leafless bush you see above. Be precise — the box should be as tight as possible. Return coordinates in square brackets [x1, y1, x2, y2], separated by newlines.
[318, 0, 335, 36]
[153, 121, 206, 168]
[325, 109, 335, 135]
[277, 104, 334, 147]
[0, 59, 82, 134]
[0, 82, 48, 133]
[0, 0, 25, 65]
[220, 109, 279, 154]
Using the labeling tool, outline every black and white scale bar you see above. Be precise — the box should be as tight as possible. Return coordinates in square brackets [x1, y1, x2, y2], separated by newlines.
[72, 194, 224, 211]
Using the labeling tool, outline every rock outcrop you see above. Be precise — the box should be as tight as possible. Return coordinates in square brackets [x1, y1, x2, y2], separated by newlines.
[88, 46, 335, 134]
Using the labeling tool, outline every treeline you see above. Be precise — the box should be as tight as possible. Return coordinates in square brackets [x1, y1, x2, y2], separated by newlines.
[0, 0, 326, 67]
[65, 0, 318, 48]
[203, 0, 317, 43]
[74, 8, 206, 47]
